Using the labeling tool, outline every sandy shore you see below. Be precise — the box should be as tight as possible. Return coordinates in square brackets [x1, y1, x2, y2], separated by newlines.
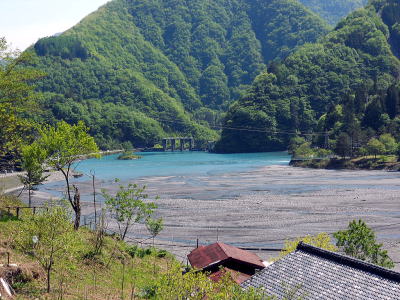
[2, 170, 79, 194]
[16, 165, 400, 270]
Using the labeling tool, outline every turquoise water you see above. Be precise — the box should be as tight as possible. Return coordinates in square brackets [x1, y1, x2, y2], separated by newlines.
[73, 151, 291, 180]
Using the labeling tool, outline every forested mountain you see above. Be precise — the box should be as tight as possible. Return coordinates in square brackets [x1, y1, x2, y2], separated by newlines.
[29, 0, 328, 149]
[299, 0, 368, 25]
[215, 0, 400, 153]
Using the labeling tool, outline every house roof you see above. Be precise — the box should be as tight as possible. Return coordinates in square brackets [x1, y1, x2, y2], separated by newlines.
[242, 242, 400, 300]
[188, 242, 265, 270]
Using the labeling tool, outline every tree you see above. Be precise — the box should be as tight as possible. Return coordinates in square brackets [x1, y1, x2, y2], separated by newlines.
[333, 219, 394, 269]
[292, 142, 315, 159]
[378, 133, 397, 154]
[155, 263, 269, 299]
[334, 133, 352, 158]
[146, 217, 164, 249]
[15, 205, 81, 292]
[366, 138, 385, 158]
[18, 143, 48, 207]
[103, 182, 157, 241]
[277, 232, 337, 260]
[0, 37, 43, 168]
[288, 136, 306, 155]
[36, 121, 99, 229]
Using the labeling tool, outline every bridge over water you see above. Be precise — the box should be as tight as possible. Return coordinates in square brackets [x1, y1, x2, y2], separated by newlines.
[162, 137, 194, 151]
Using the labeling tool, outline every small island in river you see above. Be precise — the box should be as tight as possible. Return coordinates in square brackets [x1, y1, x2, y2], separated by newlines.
[117, 152, 143, 160]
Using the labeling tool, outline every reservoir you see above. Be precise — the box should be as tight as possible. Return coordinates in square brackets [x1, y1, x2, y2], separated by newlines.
[73, 151, 291, 180]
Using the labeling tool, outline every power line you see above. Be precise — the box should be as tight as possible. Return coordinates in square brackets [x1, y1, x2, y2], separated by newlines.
[150, 116, 330, 136]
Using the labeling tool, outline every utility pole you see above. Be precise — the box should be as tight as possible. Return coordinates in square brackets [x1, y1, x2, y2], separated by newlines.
[324, 131, 329, 149]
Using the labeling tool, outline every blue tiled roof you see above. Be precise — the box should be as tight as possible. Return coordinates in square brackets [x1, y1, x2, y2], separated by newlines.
[242, 242, 400, 299]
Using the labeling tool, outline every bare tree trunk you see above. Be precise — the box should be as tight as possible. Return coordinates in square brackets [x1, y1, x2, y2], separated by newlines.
[47, 265, 52, 293]
[28, 185, 32, 208]
[73, 185, 81, 230]
[60, 167, 72, 204]
[60, 167, 81, 229]
[122, 219, 131, 241]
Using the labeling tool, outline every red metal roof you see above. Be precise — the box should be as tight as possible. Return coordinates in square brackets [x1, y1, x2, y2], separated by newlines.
[188, 242, 265, 270]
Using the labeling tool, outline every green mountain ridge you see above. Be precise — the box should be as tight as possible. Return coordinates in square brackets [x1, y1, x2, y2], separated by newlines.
[299, 0, 368, 25]
[30, 0, 329, 149]
[215, 0, 400, 153]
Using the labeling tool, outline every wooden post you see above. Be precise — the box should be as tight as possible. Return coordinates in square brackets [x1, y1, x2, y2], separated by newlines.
[6, 252, 10, 266]
[16, 207, 20, 219]
[33, 207, 36, 216]
[91, 170, 97, 229]
[121, 260, 126, 300]
[196, 238, 199, 248]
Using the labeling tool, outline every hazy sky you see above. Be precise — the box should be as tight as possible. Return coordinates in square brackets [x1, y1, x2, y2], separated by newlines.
[1, 0, 110, 50]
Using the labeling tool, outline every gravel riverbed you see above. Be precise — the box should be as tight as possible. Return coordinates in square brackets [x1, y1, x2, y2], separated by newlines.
[17, 165, 400, 270]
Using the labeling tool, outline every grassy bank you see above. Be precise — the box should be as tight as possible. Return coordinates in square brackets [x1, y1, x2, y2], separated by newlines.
[290, 155, 400, 171]
[0, 195, 267, 299]
[0, 197, 174, 299]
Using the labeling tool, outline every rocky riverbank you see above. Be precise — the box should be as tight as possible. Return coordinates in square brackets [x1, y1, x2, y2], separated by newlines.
[290, 157, 400, 171]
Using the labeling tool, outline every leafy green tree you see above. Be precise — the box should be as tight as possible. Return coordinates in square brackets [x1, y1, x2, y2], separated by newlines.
[277, 232, 337, 260]
[199, 64, 230, 107]
[385, 84, 400, 118]
[155, 263, 271, 299]
[35, 121, 99, 229]
[103, 181, 157, 241]
[334, 133, 352, 158]
[146, 217, 164, 249]
[0, 37, 43, 168]
[362, 99, 385, 130]
[15, 205, 82, 292]
[366, 138, 385, 158]
[292, 142, 315, 159]
[288, 136, 306, 155]
[379, 133, 397, 154]
[18, 143, 49, 207]
[333, 219, 394, 268]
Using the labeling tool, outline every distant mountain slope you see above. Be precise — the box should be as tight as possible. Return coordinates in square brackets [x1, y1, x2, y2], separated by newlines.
[299, 0, 368, 25]
[30, 0, 328, 149]
[215, 0, 400, 153]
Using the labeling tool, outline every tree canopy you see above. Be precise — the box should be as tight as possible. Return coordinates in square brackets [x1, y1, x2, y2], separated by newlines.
[0, 37, 43, 169]
[27, 0, 328, 149]
[34, 121, 99, 229]
[334, 219, 394, 268]
[216, 0, 400, 153]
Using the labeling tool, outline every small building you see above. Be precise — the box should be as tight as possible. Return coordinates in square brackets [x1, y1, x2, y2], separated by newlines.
[188, 242, 266, 284]
[242, 242, 400, 299]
